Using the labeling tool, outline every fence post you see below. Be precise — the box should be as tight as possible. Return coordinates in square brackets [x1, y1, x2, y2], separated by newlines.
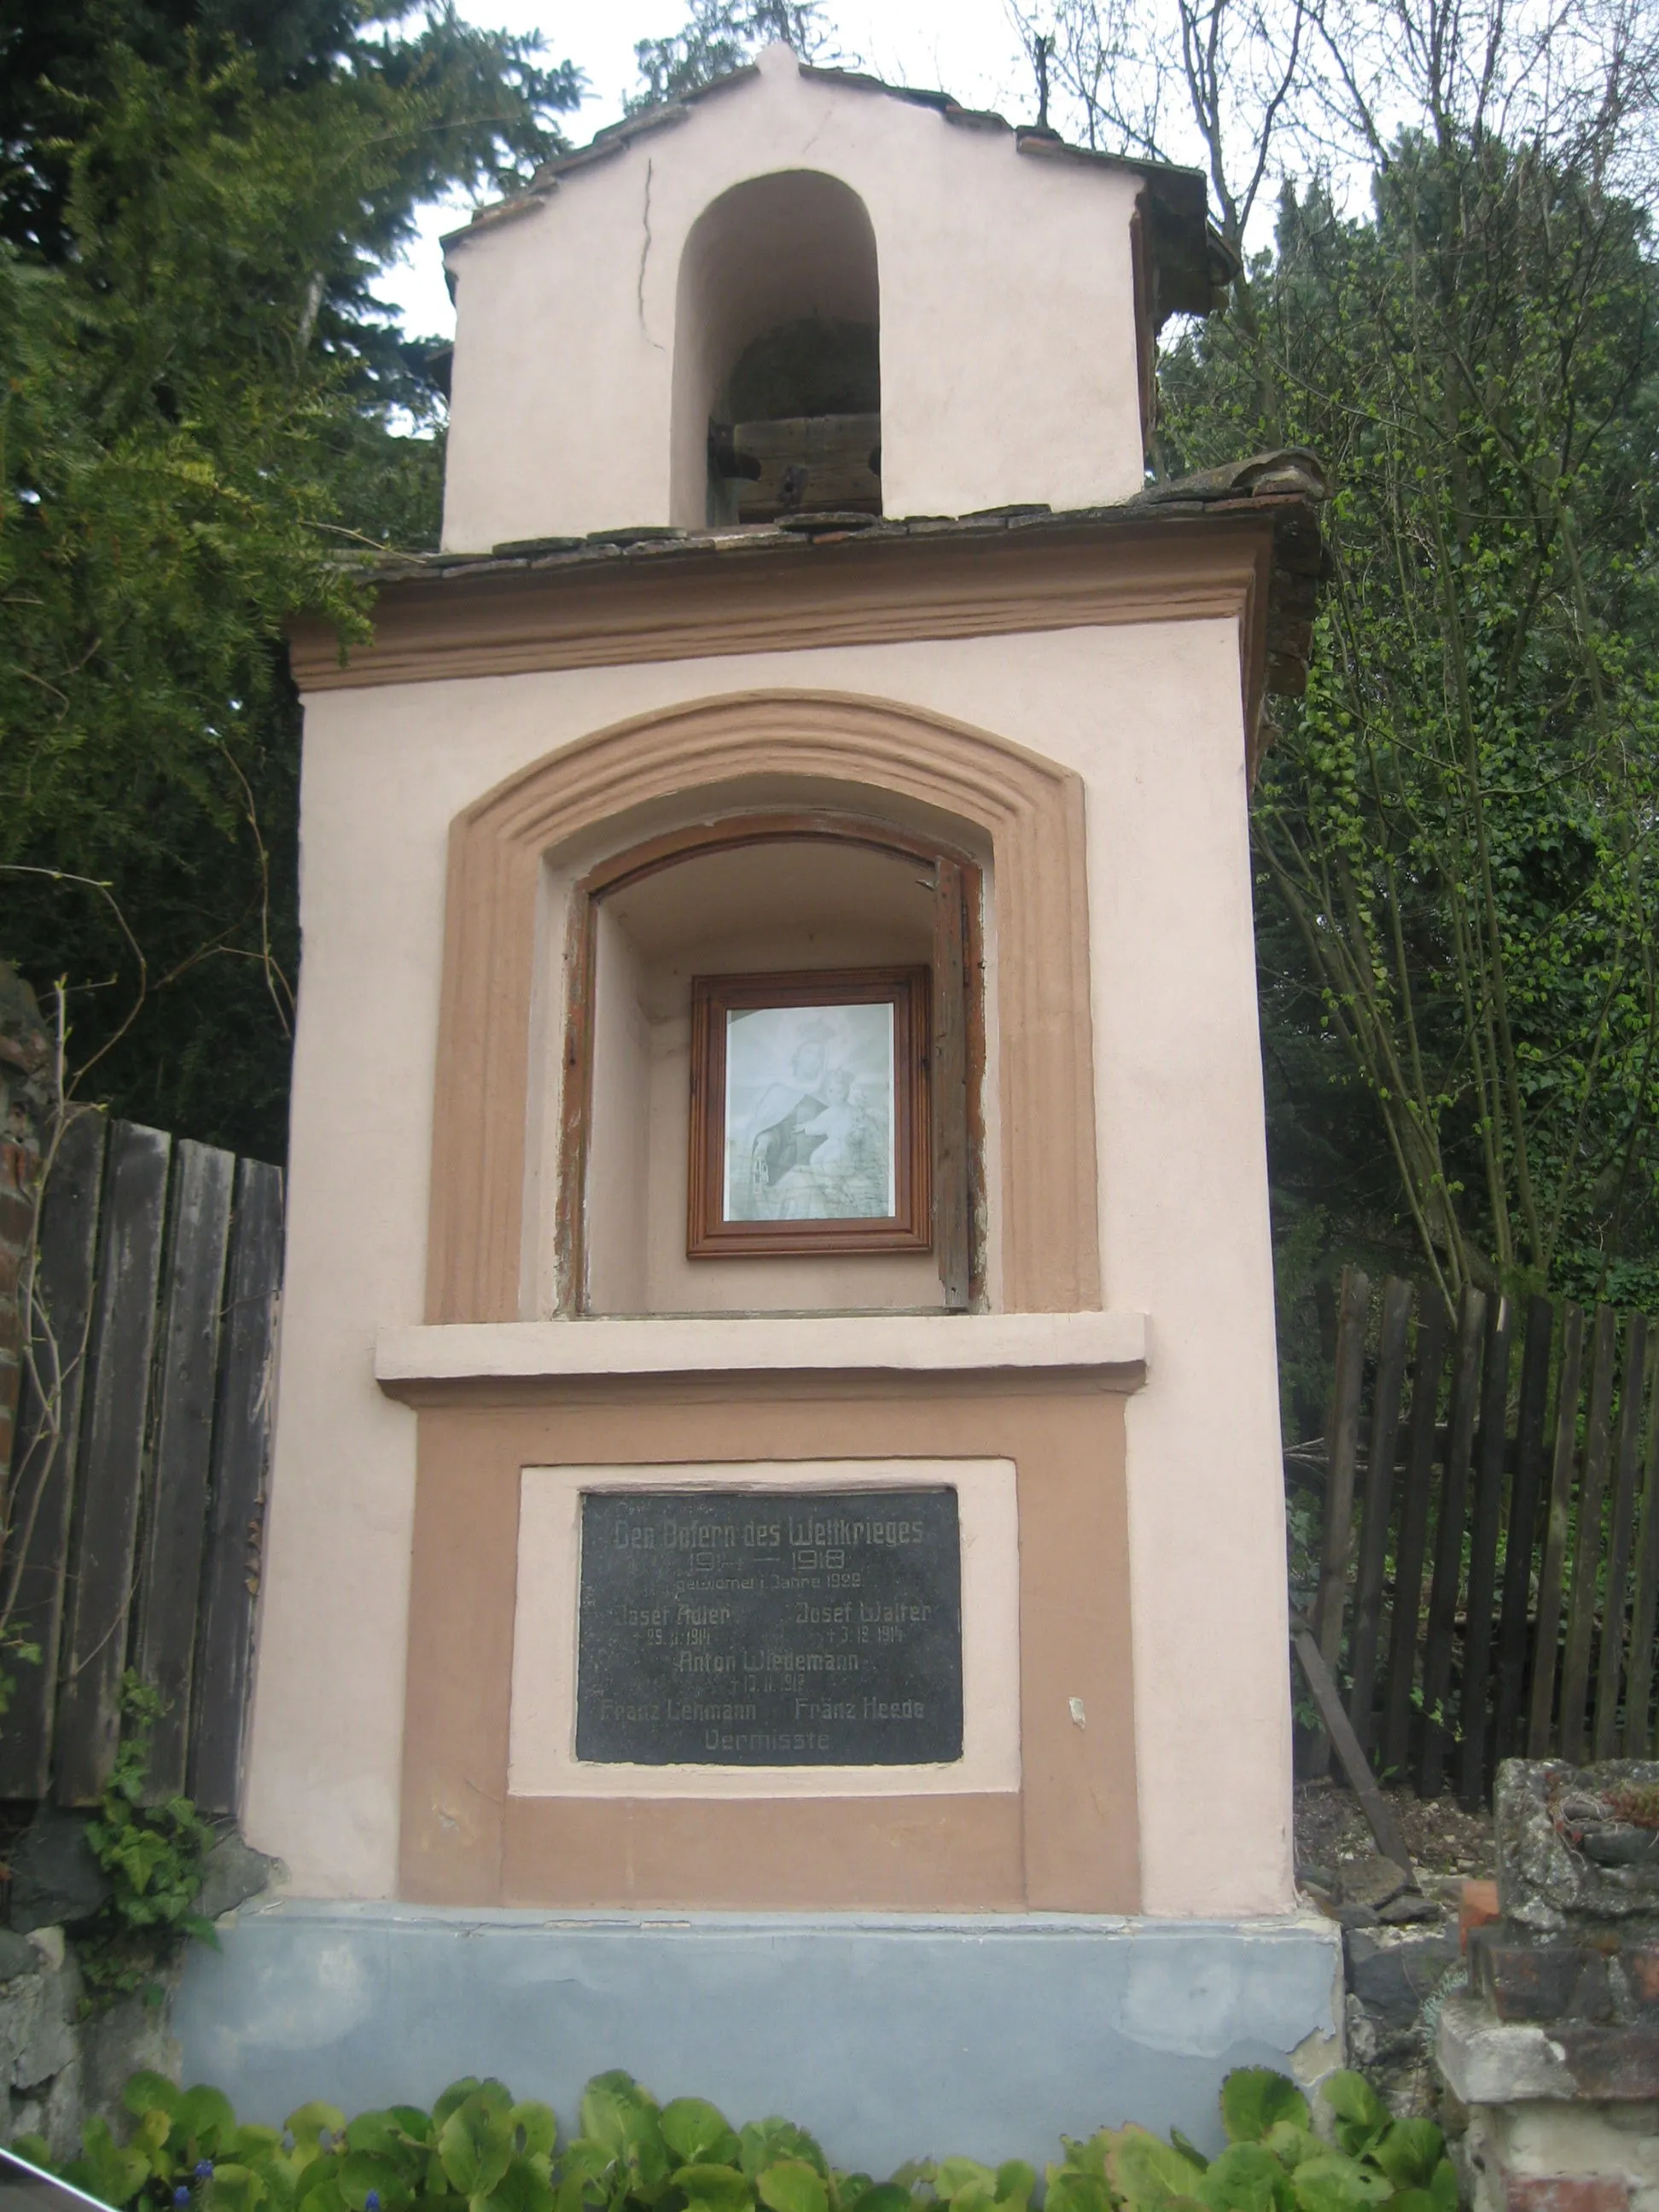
[1309, 1266, 1370, 1777]
[1348, 1278, 1413, 1755]
[1381, 1289, 1450, 1778]
[1418, 1284, 1486, 1796]
[1459, 1294, 1512, 1807]
[0, 963, 55, 1533]
[1494, 1295, 1556, 1761]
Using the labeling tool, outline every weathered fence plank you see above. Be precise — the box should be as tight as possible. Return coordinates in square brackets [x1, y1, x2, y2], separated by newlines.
[1529, 1302, 1586, 1757]
[1314, 1271, 1659, 1803]
[1460, 1295, 1513, 1807]
[1495, 1295, 1556, 1761]
[189, 1157, 283, 1816]
[1624, 1335, 1659, 1757]
[135, 1140, 236, 1798]
[1381, 1291, 1450, 1778]
[1562, 1305, 1620, 1765]
[1419, 1286, 1486, 1796]
[1594, 1315, 1650, 1760]
[1348, 1277, 1412, 1756]
[0, 1111, 107, 1798]
[1310, 1265, 1370, 1778]
[5, 1117, 282, 1819]
[55, 1121, 171, 1804]
[1294, 1623, 1414, 1872]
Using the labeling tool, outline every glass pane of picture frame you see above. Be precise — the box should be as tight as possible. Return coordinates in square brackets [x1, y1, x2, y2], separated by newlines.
[723, 999, 896, 1223]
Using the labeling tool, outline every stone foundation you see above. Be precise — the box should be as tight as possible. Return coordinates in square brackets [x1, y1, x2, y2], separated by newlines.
[0, 1930, 179, 2161]
[174, 1904, 1345, 2169]
[1437, 1762, 1659, 2212]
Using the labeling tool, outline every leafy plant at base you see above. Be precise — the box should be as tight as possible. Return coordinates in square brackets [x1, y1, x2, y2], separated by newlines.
[1044, 2066, 1457, 2212]
[14, 2065, 1461, 2212]
[77, 1673, 218, 2006]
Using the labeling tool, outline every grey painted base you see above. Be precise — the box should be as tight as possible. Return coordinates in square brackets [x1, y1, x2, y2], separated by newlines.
[176, 1904, 1342, 2172]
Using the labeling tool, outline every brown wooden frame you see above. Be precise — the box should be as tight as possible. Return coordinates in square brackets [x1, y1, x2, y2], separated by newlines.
[555, 807, 985, 1313]
[687, 965, 931, 1260]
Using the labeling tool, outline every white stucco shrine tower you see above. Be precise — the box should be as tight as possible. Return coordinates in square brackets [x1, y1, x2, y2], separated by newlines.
[179, 43, 1342, 2157]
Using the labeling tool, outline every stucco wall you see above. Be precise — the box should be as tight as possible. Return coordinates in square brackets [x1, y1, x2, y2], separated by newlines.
[440, 45, 1146, 549]
[245, 620, 1293, 1917]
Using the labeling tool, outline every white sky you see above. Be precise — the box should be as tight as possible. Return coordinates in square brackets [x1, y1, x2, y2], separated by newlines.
[381, 1, 1035, 336]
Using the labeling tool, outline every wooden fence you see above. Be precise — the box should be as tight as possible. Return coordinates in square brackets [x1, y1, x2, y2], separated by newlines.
[0, 1114, 282, 1814]
[1308, 1268, 1659, 1807]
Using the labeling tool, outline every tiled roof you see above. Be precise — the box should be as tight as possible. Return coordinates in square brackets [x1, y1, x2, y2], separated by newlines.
[351, 449, 1330, 701]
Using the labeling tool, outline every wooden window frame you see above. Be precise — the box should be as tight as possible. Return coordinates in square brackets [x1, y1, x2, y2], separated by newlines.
[556, 810, 984, 1313]
[686, 965, 930, 1260]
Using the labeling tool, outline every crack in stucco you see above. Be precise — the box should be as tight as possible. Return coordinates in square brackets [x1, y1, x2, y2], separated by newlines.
[638, 159, 664, 352]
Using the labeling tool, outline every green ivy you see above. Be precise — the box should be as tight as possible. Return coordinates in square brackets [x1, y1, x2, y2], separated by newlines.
[76, 1673, 218, 2007]
[13, 2064, 1461, 2212]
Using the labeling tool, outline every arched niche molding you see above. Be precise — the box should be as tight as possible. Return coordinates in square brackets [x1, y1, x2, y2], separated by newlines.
[427, 690, 1101, 1324]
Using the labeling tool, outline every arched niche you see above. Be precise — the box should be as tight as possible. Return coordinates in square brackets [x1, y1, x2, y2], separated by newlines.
[426, 690, 1101, 1329]
[670, 171, 882, 529]
[565, 810, 983, 1319]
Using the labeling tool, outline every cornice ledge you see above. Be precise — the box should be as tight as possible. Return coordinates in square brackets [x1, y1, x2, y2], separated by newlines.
[375, 1309, 1147, 1388]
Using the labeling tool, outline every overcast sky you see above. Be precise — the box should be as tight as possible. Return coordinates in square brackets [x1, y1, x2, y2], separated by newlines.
[381, 1, 1036, 337]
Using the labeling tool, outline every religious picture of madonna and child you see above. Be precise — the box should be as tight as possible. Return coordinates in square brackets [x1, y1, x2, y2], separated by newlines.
[722, 1001, 896, 1223]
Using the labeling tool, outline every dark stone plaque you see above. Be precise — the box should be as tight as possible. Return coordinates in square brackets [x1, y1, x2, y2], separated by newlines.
[575, 1488, 963, 1766]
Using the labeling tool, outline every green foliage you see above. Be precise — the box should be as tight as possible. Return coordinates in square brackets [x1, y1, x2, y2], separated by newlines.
[1051, 2069, 1456, 2212]
[77, 1673, 218, 2005]
[626, 2, 835, 116]
[1, 6, 580, 1158]
[23, 2068, 1459, 2212]
[1161, 120, 1659, 1307]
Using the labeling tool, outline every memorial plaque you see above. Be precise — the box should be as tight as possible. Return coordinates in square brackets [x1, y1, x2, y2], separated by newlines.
[575, 1488, 963, 1765]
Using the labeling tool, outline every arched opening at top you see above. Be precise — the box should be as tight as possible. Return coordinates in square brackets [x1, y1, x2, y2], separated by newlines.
[671, 171, 882, 529]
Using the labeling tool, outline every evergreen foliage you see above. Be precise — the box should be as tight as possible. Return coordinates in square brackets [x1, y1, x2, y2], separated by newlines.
[0, 5, 579, 1159]
[626, 2, 835, 116]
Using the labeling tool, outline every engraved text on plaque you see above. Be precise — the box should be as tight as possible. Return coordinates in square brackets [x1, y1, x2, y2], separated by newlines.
[574, 1488, 963, 1765]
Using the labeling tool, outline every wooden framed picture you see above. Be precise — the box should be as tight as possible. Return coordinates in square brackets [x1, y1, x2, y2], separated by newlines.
[688, 967, 932, 1258]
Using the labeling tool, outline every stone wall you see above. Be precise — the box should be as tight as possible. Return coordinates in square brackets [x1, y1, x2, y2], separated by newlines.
[0, 1823, 279, 2161]
[1438, 1761, 1659, 2212]
[0, 1929, 179, 2162]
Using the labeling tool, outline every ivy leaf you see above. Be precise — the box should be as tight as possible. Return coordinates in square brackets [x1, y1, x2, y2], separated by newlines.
[439, 2098, 515, 2200]
[1371, 2122, 1444, 2192]
[207, 2163, 269, 2212]
[996, 2163, 1037, 2209]
[674, 2166, 756, 2212]
[1220, 2074, 1309, 2146]
[509, 2107, 557, 2163]
[1103, 2127, 1207, 2211]
[1043, 2171, 1113, 2212]
[844, 2188, 914, 2212]
[287, 2104, 346, 2152]
[125, 2072, 181, 2119]
[1289, 2154, 1393, 2212]
[742, 2126, 827, 2183]
[758, 2158, 830, 2212]
[662, 2101, 742, 2168]
[337, 2151, 410, 2211]
[1196, 2144, 1289, 2212]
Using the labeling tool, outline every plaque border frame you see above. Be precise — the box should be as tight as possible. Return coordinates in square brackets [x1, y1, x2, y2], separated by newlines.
[508, 1458, 1021, 1800]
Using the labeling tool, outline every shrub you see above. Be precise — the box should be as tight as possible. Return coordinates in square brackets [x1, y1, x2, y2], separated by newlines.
[13, 2062, 1459, 2212]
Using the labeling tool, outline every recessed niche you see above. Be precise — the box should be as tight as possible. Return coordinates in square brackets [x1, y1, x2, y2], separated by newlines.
[583, 839, 943, 1317]
[672, 171, 882, 529]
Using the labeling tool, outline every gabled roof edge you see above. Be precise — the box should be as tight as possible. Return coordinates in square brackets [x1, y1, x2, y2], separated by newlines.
[441, 47, 1227, 316]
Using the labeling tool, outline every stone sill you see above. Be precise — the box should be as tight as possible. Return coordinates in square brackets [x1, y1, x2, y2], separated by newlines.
[375, 1309, 1147, 1389]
